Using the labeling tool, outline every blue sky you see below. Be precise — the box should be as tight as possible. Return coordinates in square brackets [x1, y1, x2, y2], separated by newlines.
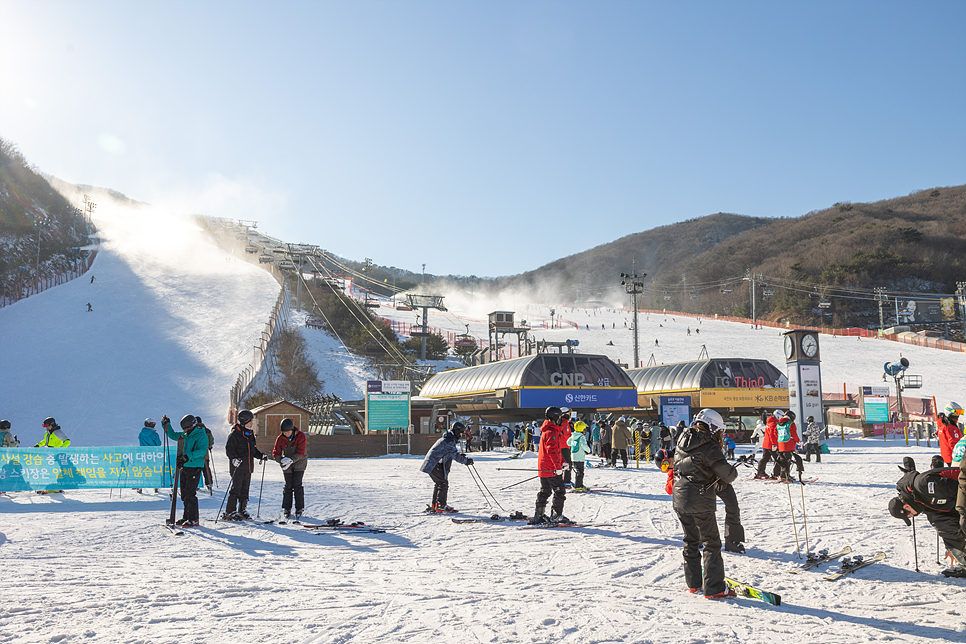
[1, 1, 963, 277]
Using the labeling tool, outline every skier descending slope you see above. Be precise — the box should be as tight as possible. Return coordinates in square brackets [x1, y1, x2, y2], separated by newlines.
[672, 409, 738, 598]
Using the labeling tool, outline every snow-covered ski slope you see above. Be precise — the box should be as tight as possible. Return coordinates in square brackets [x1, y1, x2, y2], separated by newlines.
[0, 200, 280, 446]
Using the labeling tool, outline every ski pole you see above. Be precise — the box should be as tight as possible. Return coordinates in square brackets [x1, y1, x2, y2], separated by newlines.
[699, 478, 720, 495]
[496, 468, 557, 472]
[785, 477, 802, 559]
[209, 449, 218, 487]
[166, 462, 182, 526]
[215, 465, 242, 523]
[912, 515, 920, 572]
[936, 531, 940, 566]
[256, 458, 266, 519]
[500, 474, 540, 491]
[799, 477, 810, 554]
[469, 463, 505, 512]
[467, 463, 493, 508]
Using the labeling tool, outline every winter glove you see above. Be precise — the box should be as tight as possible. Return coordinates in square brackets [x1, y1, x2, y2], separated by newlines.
[715, 481, 727, 493]
[232, 458, 241, 468]
[280, 457, 293, 470]
[161, 415, 170, 424]
[176, 454, 189, 466]
[259, 455, 269, 463]
[561, 463, 570, 472]
[465, 458, 474, 466]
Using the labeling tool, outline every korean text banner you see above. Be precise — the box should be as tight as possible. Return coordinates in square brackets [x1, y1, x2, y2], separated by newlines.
[0, 447, 175, 492]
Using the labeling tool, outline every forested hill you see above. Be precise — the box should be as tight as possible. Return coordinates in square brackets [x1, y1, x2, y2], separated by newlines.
[492, 185, 966, 328]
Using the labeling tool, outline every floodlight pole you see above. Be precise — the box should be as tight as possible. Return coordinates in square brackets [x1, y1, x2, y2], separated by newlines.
[620, 267, 647, 368]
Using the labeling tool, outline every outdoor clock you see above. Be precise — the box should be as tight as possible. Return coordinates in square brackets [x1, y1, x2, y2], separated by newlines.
[783, 335, 795, 360]
[801, 333, 819, 358]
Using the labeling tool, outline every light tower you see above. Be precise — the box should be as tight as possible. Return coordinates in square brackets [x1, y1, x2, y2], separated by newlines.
[620, 268, 646, 368]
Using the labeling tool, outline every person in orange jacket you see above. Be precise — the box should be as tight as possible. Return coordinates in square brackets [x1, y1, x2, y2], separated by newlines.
[528, 406, 570, 525]
[755, 411, 779, 479]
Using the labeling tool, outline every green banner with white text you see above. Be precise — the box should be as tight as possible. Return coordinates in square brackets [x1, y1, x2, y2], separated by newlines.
[0, 447, 176, 492]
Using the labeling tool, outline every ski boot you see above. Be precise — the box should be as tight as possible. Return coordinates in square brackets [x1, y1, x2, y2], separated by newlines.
[548, 512, 572, 526]
[528, 504, 549, 525]
[724, 542, 746, 554]
[705, 588, 737, 600]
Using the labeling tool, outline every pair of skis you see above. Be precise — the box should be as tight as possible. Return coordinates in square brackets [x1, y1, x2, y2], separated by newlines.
[823, 552, 888, 581]
[789, 546, 852, 573]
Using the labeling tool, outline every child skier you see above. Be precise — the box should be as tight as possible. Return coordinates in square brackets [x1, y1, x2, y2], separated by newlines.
[567, 420, 591, 490]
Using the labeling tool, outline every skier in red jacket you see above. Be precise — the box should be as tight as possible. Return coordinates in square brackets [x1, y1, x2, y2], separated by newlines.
[755, 411, 780, 479]
[528, 406, 570, 525]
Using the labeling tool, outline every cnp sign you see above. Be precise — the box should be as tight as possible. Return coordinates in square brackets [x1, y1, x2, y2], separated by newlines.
[550, 372, 586, 386]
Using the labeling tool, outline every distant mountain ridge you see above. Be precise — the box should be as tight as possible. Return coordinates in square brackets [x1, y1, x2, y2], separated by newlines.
[486, 185, 966, 328]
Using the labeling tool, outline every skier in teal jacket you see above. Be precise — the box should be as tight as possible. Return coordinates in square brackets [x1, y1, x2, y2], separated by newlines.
[162, 414, 208, 526]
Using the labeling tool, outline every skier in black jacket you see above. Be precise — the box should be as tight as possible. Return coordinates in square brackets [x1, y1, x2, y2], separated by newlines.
[890, 457, 966, 571]
[672, 409, 738, 598]
[223, 409, 268, 520]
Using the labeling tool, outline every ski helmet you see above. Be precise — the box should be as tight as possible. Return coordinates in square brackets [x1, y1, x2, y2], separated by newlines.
[773, 409, 784, 420]
[943, 402, 963, 418]
[42, 417, 56, 428]
[0, 420, 10, 430]
[573, 421, 587, 433]
[144, 418, 157, 428]
[280, 418, 295, 432]
[237, 409, 254, 425]
[693, 408, 726, 433]
[180, 414, 197, 430]
[451, 421, 465, 438]
[786, 411, 796, 422]
[545, 406, 562, 422]
[806, 416, 814, 423]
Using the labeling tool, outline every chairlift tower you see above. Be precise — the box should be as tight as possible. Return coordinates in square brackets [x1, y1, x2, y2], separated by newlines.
[406, 294, 447, 360]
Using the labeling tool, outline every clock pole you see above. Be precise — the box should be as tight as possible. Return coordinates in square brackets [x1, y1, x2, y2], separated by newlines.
[783, 330, 824, 437]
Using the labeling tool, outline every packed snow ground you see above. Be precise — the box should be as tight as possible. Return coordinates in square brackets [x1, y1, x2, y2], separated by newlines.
[3, 211, 966, 643]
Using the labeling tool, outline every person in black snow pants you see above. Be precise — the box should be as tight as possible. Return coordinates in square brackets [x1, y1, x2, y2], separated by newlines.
[223, 409, 268, 520]
[420, 422, 473, 513]
[672, 408, 739, 598]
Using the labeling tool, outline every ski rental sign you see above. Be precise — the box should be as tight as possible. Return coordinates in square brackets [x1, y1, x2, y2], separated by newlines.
[0, 447, 174, 492]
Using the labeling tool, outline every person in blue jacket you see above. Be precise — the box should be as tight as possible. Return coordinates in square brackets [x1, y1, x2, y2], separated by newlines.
[135, 418, 162, 494]
[723, 435, 736, 459]
[162, 414, 208, 527]
[420, 422, 473, 513]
